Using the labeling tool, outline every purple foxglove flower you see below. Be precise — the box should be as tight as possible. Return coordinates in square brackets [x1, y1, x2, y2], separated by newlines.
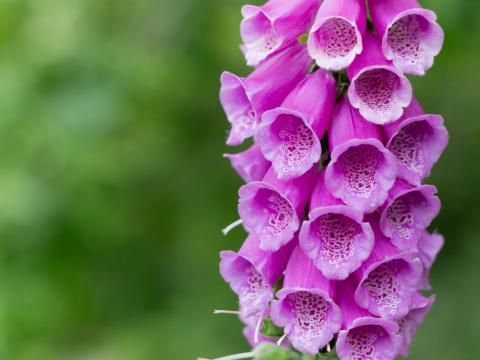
[418, 231, 444, 290]
[256, 69, 336, 180]
[220, 43, 311, 146]
[299, 169, 374, 280]
[307, 0, 366, 71]
[219, 234, 295, 318]
[354, 218, 424, 319]
[347, 31, 413, 124]
[325, 98, 397, 213]
[369, 0, 444, 76]
[270, 246, 342, 355]
[379, 179, 441, 252]
[336, 278, 401, 360]
[238, 166, 317, 251]
[384, 98, 449, 186]
[241, 0, 320, 66]
[224, 144, 270, 183]
[396, 293, 435, 357]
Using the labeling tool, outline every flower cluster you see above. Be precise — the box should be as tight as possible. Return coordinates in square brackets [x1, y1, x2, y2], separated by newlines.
[217, 0, 447, 359]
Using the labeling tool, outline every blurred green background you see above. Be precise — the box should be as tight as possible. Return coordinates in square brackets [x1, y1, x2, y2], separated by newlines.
[0, 0, 478, 359]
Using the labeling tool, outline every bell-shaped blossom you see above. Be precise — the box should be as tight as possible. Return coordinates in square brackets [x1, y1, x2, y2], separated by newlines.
[271, 246, 342, 355]
[336, 278, 401, 360]
[418, 231, 444, 290]
[220, 43, 311, 146]
[224, 144, 270, 183]
[241, 0, 320, 66]
[354, 219, 424, 319]
[396, 293, 435, 356]
[325, 98, 397, 213]
[220, 234, 295, 318]
[256, 69, 336, 180]
[307, 0, 366, 71]
[384, 98, 449, 186]
[379, 179, 441, 252]
[347, 31, 412, 124]
[369, 0, 444, 76]
[238, 166, 317, 251]
[299, 169, 374, 280]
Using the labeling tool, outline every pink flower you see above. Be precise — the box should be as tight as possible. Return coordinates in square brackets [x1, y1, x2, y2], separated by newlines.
[219, 234, 295, 318]
[238, 166, 316, 251]
[270, 246, 342, 355]
[347, 31, 413, 124]
[308, 0, 366, 71]
[369, 0, 444, 76]
[256, 69, 336, 179]
[379, 179, 441, 252]
[220, 43, 311, 146]
[396, 293, 435, 356]
[384, 97, 449, 186]
[418, 231, 444, 290]
[241, 0, 321, 66]
[354, 217, 424, 319]
[299, 170, 374, 280]
[224, 144, 270, 183]
[336, 278, 401, 360]
[325, 98, 397, 213]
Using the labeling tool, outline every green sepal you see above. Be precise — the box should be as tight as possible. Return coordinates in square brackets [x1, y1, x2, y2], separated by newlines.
[298, 33, 308, 44]
[272, 276, 284, 294]
[317, 349, 338, 359]
[260, 317, 284, 338]
[300, 351, 338, 360]
[253, 344, 301, 360]
[252, 344, 339, 360]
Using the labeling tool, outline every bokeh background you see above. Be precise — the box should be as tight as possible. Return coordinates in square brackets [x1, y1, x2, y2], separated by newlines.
[0, 0, 478, 359]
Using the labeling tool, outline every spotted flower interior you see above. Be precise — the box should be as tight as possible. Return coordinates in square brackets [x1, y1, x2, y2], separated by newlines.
[344, 325, 395, 360]
[386, 12, 444, 75]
